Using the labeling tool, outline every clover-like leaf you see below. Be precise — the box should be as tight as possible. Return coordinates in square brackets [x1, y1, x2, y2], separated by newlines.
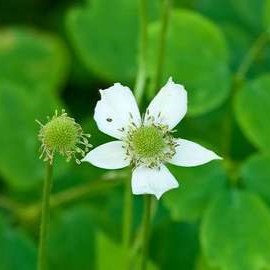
[66, 0, 160, 83]
[0, 214, 37, 270]
[235, 74, 270, 154]
[0, 81, 62, 190]
[97, 231, 157, 270]
[150, 221, 199, 270]
[241, 154, 270, 204]
[229, 0, 265, 31]
[66, 0, 138, 83]
[0, 28, 69, 93]
[47, 205, 96, 270]
[163, 162, 227, 222]
[201, 190, 270, 270]
[148, 9, 231, 116]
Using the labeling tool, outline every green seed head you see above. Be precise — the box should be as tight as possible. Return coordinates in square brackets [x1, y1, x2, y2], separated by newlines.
[37, 110, 91, 164]
[43, 116, 78, 152]
[131, 126, 165, 158]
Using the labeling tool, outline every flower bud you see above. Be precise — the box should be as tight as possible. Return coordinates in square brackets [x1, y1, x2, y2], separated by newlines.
[37, 110, 91, 164]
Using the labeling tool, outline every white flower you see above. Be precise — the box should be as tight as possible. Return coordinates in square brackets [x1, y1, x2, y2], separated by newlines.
[82, 78, 222, 199]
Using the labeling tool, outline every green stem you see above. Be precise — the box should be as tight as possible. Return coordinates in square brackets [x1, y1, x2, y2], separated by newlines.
[18, 174, 125, 225]
[0, 173, 125, 226]
[122, 179, 133, 269]
[235, 32, 269, 81]
[134, 0, 148, 103]
[0, 196, 23, 213]
[141, 195, 152, 270]
[224, 32, 269, 155]
[38, 163, 53, 270]
[148, 0, 171, 99]
[50, 175, 122, 208]
[221, 78, 240, 160]
[129, 199, 157, 262]
[123, 0, 148, 267]
[223, 32, 269, 185]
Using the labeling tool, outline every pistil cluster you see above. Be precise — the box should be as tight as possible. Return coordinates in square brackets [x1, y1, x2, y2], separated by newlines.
[37, 110, 92, 164]
[122, 111, 178, 169]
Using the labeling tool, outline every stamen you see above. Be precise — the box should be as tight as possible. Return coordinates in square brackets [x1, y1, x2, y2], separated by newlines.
[122, 119, 177, 168]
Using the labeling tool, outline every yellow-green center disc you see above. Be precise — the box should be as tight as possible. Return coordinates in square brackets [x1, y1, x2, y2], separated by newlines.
[131, 126, 165, 158]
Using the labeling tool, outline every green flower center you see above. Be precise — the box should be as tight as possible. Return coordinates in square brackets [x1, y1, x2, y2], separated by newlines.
[123, 123, 177, 168]
[43, 116, 79, 152]
[131, 126, 165, 158]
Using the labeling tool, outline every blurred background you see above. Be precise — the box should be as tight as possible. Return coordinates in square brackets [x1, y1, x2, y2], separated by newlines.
[1, 0, 270, 269]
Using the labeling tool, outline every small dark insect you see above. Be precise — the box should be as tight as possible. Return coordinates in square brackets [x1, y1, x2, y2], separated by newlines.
[106, 118, 113, 122]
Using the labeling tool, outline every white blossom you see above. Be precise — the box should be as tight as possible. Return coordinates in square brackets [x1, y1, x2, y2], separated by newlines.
[82, 78, 222, 199]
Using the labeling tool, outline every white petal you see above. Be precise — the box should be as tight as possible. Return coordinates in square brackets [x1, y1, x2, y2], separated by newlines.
[131, 165, 179, 199]
[94, 83, 141, 139]
[145, 77, 187, 129]
[169, 139, 222, 167]
[81, 141, 129, 169]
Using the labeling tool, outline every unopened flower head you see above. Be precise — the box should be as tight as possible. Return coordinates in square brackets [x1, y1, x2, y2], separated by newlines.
[82, 78, 222, 199]
[37, 110, 91, 164]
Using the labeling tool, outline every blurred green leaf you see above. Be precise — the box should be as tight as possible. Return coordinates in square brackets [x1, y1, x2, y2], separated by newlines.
[235, 74, 270, 154]
[176, 105, 254, 161]
[0, 28, 69, 93]
[221, 23, 253, 71]
[66, 0, 138, 83]
[0, 82, 58, 190]
[201, 190, 270, 270]
[150, 221, 199, 270]
[264, 0, 270, 29]
[86, 185, 144, 242]
[196, 255, 220, 270]
[176, 107, 226, 158]
[197, 0, 238, 24]
[0, 27, 71, 191]
[96, 232, 124, 270]
[148, 9, 231, 116]
[97, 232, 157, 270]
[48, 205, 96, 270]
[66, 0, 160, 83]
[163, 162, 227, 222]
[241, 154, 270, 204]
[229, 0, 265, 32]
[0, 214, 36, 270]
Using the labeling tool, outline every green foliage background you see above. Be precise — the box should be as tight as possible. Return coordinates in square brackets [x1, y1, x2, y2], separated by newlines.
[1, 0, 270, 269]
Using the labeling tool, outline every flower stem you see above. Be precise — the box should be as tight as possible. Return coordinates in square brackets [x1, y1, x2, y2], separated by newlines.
[235, 32, 269, 81]
[223, 32, 269, 158]
[148, 0, 171, 99]
[141, 195, 152, 270]
[124, 0, 148, 266]
[122, 179, 133, 269]
[0, 195, 23, 213]
[38, 162, 53, 270]
[134, 0, 148, 104]
[222, 32, 269, 185]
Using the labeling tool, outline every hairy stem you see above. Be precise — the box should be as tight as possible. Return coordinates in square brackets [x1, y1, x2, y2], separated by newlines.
[148, 0, 171, 98]
[134, 0, 148, 103]
[122, 179, 133, 269]
[141, 195, 152, 270]
[38, 163, 53, 270]
[123, 0, 149, 267]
